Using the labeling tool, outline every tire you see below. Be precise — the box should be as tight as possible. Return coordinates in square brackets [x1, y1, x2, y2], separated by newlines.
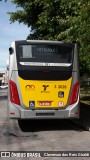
[18, 120, 28, 132]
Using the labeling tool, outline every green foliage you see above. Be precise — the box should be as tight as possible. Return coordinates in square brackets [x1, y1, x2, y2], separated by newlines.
[0, 0, 90, 76]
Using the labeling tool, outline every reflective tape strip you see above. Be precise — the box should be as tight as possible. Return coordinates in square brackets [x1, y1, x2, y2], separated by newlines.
[19, 62, 71, 67]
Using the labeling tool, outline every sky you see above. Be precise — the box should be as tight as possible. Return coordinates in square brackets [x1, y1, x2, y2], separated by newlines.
[0, 1, 30, 71]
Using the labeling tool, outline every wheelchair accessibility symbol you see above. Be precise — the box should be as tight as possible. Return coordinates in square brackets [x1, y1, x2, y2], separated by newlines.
[29, 101, 35, 107]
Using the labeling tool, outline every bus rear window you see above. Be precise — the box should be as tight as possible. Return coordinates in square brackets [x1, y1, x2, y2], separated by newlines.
[17, 44, 73, 63]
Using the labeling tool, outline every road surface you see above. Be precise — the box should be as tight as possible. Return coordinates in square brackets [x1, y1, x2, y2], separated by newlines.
[0, 90, 90, 160]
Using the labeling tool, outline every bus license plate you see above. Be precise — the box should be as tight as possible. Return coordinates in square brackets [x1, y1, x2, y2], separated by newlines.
[39, 101, 52, 106]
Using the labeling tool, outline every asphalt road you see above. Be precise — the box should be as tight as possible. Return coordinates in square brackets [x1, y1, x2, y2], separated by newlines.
[0, 90, 90, 160]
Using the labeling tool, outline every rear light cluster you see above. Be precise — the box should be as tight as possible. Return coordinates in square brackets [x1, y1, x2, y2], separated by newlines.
[69, 81, 80, 105]
[9, 80, 20, 105]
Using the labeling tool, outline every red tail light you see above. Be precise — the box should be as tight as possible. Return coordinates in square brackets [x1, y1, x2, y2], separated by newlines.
[9, 80, 20, 105]
[69, 82, 80, 105]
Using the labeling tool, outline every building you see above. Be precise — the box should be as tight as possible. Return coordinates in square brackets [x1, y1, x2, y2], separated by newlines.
[0, 70, 8, 86]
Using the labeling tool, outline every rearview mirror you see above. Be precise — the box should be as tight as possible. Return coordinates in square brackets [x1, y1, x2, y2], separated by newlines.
[9, 47, 14, 55]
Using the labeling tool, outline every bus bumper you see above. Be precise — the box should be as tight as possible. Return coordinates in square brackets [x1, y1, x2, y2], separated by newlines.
[8, 101, 79, 119]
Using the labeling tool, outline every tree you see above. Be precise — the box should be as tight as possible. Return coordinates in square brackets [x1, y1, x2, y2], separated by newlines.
[1, 0, 90, 76]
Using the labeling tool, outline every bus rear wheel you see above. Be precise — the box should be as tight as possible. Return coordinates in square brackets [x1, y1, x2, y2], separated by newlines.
[18, 119, 35, 132]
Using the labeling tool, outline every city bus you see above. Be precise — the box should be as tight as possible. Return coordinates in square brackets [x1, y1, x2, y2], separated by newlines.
[8, 40, 80, 125]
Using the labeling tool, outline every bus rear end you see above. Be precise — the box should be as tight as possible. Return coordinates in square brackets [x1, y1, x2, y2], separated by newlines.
[8, 40, 80, 120]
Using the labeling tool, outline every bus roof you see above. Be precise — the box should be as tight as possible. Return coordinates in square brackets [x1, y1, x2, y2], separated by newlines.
[13, 40, 75, 47]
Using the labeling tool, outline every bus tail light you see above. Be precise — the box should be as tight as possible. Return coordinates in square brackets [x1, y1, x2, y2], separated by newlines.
[9, 80, 20, 105]
[69, 82, 80, 105]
